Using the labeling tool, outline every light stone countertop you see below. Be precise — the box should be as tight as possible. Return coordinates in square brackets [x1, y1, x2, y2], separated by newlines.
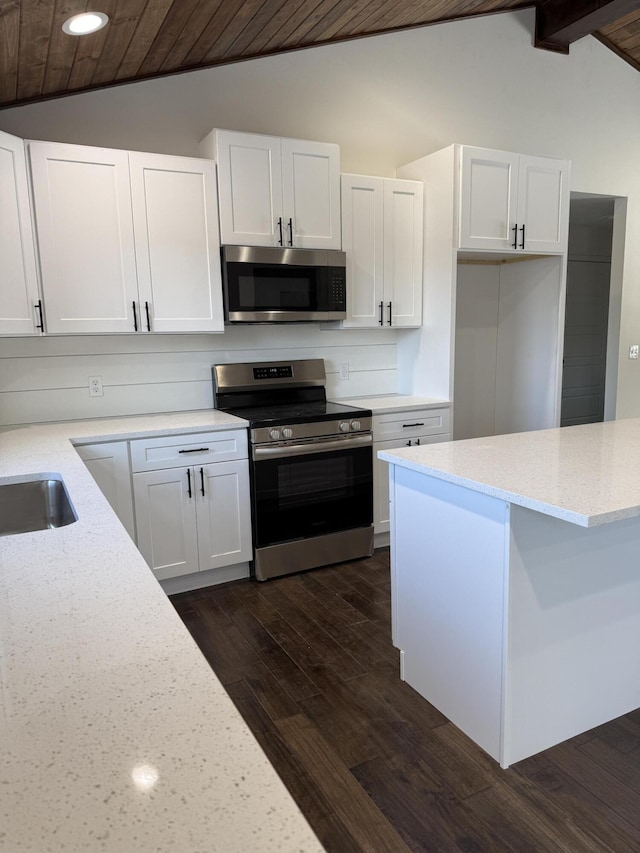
[332, 394, 451, 414]
[379, 418, 640, 528]
[0, 411, 323, 852]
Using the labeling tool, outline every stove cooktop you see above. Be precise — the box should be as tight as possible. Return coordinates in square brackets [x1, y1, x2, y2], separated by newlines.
[220, 400, 372, 429]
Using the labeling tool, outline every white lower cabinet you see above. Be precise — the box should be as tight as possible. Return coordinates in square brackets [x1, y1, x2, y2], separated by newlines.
[130, 430, 252, 582]
[373, 408, 451, 534]
[74, 441, 136, 540]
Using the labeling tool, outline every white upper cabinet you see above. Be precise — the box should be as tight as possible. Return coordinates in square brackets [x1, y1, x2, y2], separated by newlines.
[458, 146, 569, 254]
[280, 138, 341, 249]
[129, 152, 223, 333]
[210, 129, 341, 249]
[0, 130, 41, 336]
[29, 141, 139, 334]
[29, 141, 224, 334]
[341, 174, 423, 328]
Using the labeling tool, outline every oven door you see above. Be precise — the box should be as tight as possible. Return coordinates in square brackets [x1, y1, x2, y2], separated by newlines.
[251, 434, 373, 547]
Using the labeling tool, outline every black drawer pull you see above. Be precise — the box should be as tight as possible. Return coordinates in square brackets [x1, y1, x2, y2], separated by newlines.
[402, 422, 425, 428]
[178, 447, 210, 454]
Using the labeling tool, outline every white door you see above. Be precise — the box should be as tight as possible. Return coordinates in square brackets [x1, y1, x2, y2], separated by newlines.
[29, 141, 139, 334]
[383, 178, 423, 327]
[129, 152, 224, 333]
[133, 467, 199, 580]
[195, 461, 252, 571]
[215, 130, 283, 246]
[517, 155, 570, 254]
[458, 146, 519, 251]
[281, 138, 341, 249]
[75, 441, 136, 540]
[341, 174, 385, 328]
[0, 130, 41, 335]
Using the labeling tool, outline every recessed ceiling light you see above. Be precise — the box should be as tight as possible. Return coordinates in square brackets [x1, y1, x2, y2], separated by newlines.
[62, 12, 109, 36]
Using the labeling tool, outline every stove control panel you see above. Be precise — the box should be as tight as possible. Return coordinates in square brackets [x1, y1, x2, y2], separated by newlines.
[254, 365, 293, 380]
[251, 415, 372, 446]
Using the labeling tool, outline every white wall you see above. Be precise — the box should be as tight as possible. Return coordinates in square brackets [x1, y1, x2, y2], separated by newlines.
[2, 9, 640, 420]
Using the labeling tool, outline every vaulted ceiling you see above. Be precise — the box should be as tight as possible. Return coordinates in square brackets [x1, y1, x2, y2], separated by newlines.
[2, 0, 640, 111]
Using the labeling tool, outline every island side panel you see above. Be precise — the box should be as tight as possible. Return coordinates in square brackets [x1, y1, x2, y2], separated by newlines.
[506, 506, 640, 767]
[390, 465, 510, 763]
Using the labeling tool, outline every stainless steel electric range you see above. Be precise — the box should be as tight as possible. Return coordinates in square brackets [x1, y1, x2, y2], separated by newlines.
[213, 359, 373, 581]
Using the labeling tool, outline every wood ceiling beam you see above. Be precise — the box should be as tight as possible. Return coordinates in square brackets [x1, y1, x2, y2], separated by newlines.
[535, 0, 640, 52]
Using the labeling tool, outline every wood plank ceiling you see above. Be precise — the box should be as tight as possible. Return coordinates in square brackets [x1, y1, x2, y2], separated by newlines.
[1, 0, 640, 110]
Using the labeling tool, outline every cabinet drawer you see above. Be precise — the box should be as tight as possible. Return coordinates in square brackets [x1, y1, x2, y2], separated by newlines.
[130, 430, 247, 472]
[373, 408, 451, 442]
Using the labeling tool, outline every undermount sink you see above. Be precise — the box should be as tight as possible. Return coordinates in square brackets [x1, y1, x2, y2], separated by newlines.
[0, 476, 77, 536]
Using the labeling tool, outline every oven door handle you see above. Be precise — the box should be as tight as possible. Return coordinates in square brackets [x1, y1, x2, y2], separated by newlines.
[252, 433, 372, 460]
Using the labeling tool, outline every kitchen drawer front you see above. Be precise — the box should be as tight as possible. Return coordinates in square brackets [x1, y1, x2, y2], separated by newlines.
[373, 408, 451, 442]
[130, 430, 248, 472]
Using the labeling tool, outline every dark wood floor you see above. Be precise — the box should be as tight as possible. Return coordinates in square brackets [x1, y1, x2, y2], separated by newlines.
[171, 550, 640, 852]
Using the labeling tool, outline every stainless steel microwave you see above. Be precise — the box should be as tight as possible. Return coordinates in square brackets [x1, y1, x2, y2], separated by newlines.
[221, 245, 347, 323]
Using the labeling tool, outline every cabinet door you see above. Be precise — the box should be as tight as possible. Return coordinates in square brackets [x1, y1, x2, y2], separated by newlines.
[133, 468, 199, 580]
[517, 155, 570, 254]
[458, 147, 519, 251]
[215, 130, 282, 246]
[374, 434, 450, 534]
[130, 152, 224, 332]
[281, 138, 341, 249]
[29, 141, 138, 334]
[196, 460, 252, 570]
[383, 179, 423, 327]
[341, 174, 384, 328]
[0, 131, 41, 336]
[75, 441, 136, 541]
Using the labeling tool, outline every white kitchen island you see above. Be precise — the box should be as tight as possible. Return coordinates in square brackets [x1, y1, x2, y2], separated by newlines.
[379, 418, 640, 769]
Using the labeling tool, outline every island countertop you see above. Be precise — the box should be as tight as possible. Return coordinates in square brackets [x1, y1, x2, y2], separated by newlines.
[379, 418, 640, 527]
[0, 411, 323, 852]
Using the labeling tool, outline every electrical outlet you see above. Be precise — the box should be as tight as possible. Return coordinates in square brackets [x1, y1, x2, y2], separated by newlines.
[340, 363, 350, 381]
[88, 376, 103, 397]
[630, 345, 639, 360]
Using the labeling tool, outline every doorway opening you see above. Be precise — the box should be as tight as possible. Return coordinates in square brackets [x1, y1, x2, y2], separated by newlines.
[561, 193, 626, 426]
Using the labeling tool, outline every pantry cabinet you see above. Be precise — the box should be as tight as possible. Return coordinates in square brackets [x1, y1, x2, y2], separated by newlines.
[341, 174, 423, 328]
[28, 141, 223, 334]
[207, 129, 341, 249]
[0, 130, 42, 336]
[373, 407, 451, 533]
[130, 430, 252, 581]
[458, 146, 570, 254]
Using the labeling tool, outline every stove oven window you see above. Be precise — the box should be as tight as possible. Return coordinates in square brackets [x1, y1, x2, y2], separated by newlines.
[252, 443, 373, 547]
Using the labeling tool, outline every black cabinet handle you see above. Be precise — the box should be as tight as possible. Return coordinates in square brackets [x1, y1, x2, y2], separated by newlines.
[178, 447, 210, 454]
[519, 223, 526, 250]
[378, 301, 384, 326]
[200, 467, 205, 497]
[34, 300, 44, 332]
[416, 438, 421, 445]
[277, 217, 283, 246]
[387, 302, 392, 326]
[288, 218, 293, 246]
[402, 422, 425, 428]
[145, 301, 151, 332]
[132, 301, 138, 332]
[186, 468, 192, 499]
[512, 223, 518, 249]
